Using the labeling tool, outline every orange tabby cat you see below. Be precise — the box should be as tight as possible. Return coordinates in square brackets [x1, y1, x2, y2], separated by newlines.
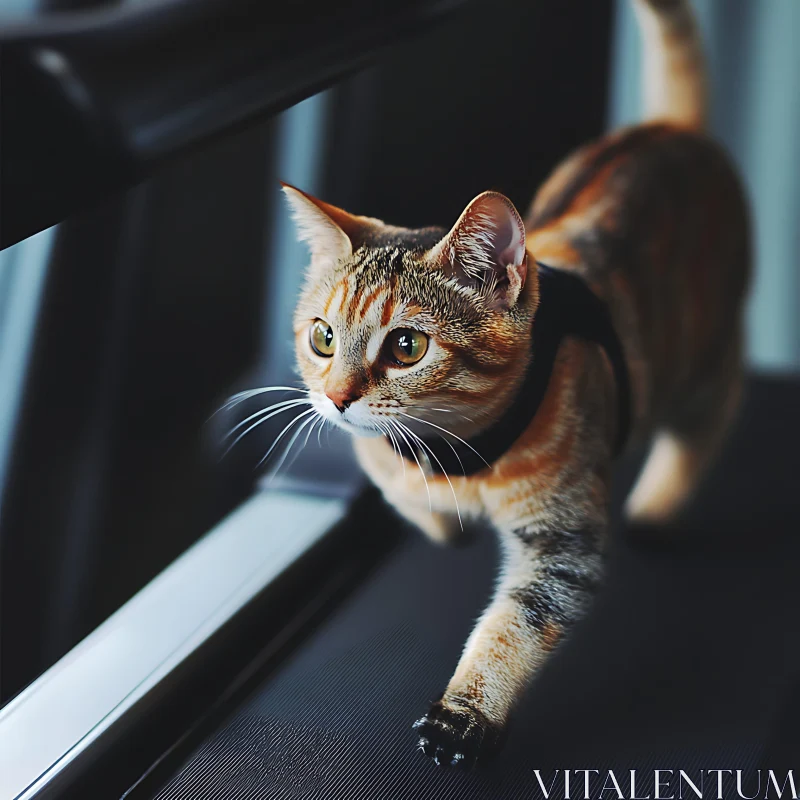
[278, 0, 749, 768]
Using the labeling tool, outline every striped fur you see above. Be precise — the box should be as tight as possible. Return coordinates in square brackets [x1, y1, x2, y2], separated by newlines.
[287, 0, 750, 768]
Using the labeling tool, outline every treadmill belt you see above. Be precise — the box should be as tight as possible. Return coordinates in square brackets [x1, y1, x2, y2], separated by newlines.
[129, 378, 800, 798]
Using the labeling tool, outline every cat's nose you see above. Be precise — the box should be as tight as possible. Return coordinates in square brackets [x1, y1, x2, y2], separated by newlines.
[326, 387, 362, 413]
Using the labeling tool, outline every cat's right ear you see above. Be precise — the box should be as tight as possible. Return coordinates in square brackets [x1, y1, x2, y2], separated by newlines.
[425, 191, 529, 311]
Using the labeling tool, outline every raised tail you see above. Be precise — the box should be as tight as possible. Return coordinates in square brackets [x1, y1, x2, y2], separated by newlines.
[632, 0, 706, 129]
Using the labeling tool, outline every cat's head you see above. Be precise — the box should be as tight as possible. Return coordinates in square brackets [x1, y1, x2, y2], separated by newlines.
[284, 184, 538, 440]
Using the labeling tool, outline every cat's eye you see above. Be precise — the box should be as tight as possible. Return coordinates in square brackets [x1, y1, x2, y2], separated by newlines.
[309, 319, 335, 357]
[386, 328, 429, 366]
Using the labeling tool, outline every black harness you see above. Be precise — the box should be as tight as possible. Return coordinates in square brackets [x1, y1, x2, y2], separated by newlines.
[392, 263, 631, 476]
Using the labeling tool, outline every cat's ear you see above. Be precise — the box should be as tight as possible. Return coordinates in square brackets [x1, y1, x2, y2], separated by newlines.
[426, 191, 528, 310]
[281, 182, 378, 268]
[281, 183, 352, 266]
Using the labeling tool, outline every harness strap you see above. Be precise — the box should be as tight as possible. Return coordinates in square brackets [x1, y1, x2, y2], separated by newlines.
[392, 263, 631, 476]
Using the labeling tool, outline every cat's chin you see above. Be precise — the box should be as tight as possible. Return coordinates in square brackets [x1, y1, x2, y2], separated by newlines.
[331, 417, 383, 438]
[325, 414, 383, 439]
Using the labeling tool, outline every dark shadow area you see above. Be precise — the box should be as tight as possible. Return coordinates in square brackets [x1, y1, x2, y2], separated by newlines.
[0, 123, 273, 703]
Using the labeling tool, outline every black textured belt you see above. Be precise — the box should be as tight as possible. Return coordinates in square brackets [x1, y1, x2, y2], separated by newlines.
[392, 263, 632, 476]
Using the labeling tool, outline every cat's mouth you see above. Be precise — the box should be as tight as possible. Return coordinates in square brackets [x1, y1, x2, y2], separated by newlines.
[330, 415, 383, 438]
[312, 397, 383, 438]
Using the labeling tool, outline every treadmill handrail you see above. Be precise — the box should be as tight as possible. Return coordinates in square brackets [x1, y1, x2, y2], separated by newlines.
[0, 0, 467, 249]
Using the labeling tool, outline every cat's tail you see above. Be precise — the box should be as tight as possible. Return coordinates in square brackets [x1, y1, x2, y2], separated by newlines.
[633, 0, 706, 129]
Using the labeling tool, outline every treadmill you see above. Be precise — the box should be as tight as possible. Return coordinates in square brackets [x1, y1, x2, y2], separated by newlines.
[1, 2, 798, 798]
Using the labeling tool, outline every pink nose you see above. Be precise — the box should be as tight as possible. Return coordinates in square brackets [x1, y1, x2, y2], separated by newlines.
[326, 386, 362, 412]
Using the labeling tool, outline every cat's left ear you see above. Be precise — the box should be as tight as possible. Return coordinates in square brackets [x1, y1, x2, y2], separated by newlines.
[426, 191, 528, 310]
[281, 182, 380, 269]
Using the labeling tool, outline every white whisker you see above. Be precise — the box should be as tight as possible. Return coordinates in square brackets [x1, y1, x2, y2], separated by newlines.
[317, 416, 326, 448]
[374, 417, 405, 478]
[221, 399, 311, 458]
[306, 415, 326, 456]
[397, 411, 491, 469]
[396, 420, 463, 532]
[264, 411, 318, 480]
[432, 431, 466, 476]
[389, 419, 431, 512]
[211, 385, 307, 420]
[388, 425, 406, 478]
[255, 407, 316, 468]
[394, 411, 467, 476]
[428, 407, 477, 424]
[267, 412, 321, 480]
[224, 398, 310, 440]
[303, 415, 324, 451]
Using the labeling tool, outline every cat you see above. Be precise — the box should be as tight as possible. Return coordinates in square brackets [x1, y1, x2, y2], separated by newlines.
[277, 0, 750, 769]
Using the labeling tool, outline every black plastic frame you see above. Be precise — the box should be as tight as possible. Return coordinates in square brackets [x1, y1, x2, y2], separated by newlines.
[46, 487, 402, 800]
[0, 0, 468, 248]
[0, 121, 274, 703]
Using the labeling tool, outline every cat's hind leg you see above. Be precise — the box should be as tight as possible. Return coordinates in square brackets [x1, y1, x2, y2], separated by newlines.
[625, 430, 718, 523]
[625, 335, 743, 524]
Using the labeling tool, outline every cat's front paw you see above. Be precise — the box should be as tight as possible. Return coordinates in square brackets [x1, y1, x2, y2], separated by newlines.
[412, 697, 503, 769]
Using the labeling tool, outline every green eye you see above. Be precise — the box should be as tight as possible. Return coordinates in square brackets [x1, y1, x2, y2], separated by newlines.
[387, 328, 428, 366]
[310, 319, 335, 357]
